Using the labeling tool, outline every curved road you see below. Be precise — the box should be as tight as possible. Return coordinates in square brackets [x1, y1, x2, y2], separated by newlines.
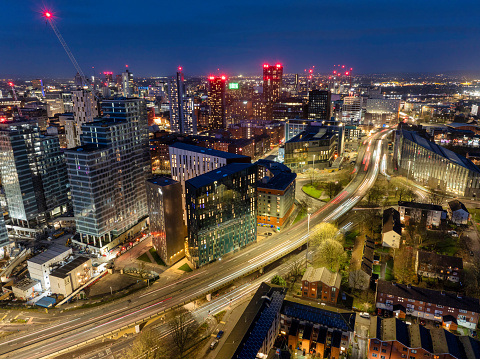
[0, 130, 389, 359]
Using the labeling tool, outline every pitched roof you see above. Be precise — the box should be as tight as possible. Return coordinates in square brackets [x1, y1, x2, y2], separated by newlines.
[383, 208, 401, 235]
[302, 267, 341, 288]
[448, 200, 469, 213]
[417, 251, 463, 270]
[377, 280, 480, 313]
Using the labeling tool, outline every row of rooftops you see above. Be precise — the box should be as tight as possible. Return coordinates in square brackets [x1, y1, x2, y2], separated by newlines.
[371, 317, 480, 359]
[399, 129, 480, 174]
[377, 280, 480, 313]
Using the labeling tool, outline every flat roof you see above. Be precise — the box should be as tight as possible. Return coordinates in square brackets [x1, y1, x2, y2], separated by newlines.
[258, 172, 297, 191]
[27, 246, 72, 266]
[398, 201, 443, 212]
[50, 256, 90, 279]
[186, 163, 255, 189]
[287, 127, 335, 143]
[147, 176, 178, 187]
[169, 142, 249, 159]
[401, 129, 480, 174]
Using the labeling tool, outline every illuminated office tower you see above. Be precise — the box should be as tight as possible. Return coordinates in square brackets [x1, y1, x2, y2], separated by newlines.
[308, 90, 331, 121]
[31, 79, 44, 97]
[207, 75, 227, 130]
[263, 63, 283, 121]
[342, 95, 363, 123]
[122, 69, 134, 97]
[69, 89, 99, 148]
[0, 214, 8, 250]
[168, 67, 197, 134]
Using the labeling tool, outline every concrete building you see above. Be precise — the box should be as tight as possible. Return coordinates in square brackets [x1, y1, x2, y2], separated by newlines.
[121, 69, 134, 97]
[284, 126, 337, 171]
[301, 266, 341, 304]
[65, 119, 148, 253]
[27, 246, 73, 290]
[415, 251, 463, 282]
[382, 208, 401, 249]
[207, 76, 227, 130]
[365, 98, 400, 126]
[146, 177, 185, 266]
[398, 201, 444, 228]
[256, 160, 296, 228]
[284, 119, 315, 142]
[308, 90, 331, 121]
[394, 129, 480, 197]
[185, 163, 257, 267]
[12, 278, 42, 300]
[168, 68, 196, 135]
[0, 215, 9, 251]
[368, 317, 480, 359]
[70, 90, 99, 148]
[342, 95, 363, 123]
[49, 256, 92, 297]
[0, 120, 70, 231]
[448, 200, 470, 225]
[375, 280, 480, 330]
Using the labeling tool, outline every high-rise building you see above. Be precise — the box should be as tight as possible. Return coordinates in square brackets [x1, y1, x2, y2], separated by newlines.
[0, 120, 70, 229]
[365, 98, 401, 126]
[342, 95, 363, 123]
[69, 90, 99, 148]
[121, 69, 134, 97]
[308, 90, 331, 121]
[74, 72, 83, 87]
[263, 63, 283, 121]
[101, 98, 150, 178]
[0, 214, 9, 251]
[65, 118, 148, 252]
[31, 79, 44, 97]
[207, 76, 227, 130]
[146, 177, 185, 266]
[168, 68, 197, 135]
[185, 163, 257, 267]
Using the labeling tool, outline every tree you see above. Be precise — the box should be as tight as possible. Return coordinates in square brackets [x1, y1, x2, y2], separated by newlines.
[404, 188, 417, 202]
[168, 308, 196, 358]
[317, 238, 346, 272]
[428, 191, 445, 206]
[349, 269, 369, 290]
[366, 184, 385, 207]
[394, 247, 416, 284]
[326, 181, 343, 199]
[271, 275, 287, 286]
[312, 223, 338, 246]
[126, 329, 169, 359]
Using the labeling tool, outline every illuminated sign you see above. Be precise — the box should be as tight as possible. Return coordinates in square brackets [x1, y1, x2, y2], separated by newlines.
[229, 83, 239, 90]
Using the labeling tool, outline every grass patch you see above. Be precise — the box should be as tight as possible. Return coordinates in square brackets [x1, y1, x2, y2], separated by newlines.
[302, 184, 323, 198]
[149, 248, 166, 266]
[373, 265, 381, 274]
[345, 230, 359, 246]
[213, 310, 226, 323]
[137, 252, 152, 263]
[178, 263, 192, 272]
[293, 208, 307, 225]
[420, 236, 458, 256]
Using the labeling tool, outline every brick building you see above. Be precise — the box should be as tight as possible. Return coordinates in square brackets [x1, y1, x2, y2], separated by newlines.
[415, 251, 463, 282]
[301, 266, 341, 304]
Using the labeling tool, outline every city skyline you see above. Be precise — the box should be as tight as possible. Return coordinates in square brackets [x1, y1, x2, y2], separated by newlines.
[3, 0, 480, 77]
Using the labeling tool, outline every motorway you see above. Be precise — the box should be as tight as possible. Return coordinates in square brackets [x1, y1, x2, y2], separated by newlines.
[0, 130, 389, 359]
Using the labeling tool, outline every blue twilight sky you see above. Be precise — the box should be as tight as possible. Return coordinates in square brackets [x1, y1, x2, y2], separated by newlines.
[2, 0, 480, 78]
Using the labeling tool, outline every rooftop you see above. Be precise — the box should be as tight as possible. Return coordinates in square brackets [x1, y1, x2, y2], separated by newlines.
[417, 251, 463, 270]
[169, 142, 249, 159]
[27, 246, 72, 266]
[186, 163, 255, 189]
[287, 126, 336, 144]
[383, 208, 402, 235]
[377, 280, 480, 313]
[49, 256, 91, 279]
[448, 200, 469, 213]
[302, 267, 341, 288]
[401, 129, 480, 174]
[12, 278, 39, 291]
[258, 172, 297, 191]
[146, 176, 178, 187]
[398, 201, 443, 212]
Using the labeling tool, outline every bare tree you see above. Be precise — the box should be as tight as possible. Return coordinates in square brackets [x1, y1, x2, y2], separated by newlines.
[168, 308, 196, 358]
[126, 329, 169, 359]
[428, 191, 445, 206]
[326, 181, 343, 199]
[349, 269, 369, 290]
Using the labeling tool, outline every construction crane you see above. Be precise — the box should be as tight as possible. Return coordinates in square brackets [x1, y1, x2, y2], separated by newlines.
[42, 11, 99, 100]
[7, 82, 22, 117]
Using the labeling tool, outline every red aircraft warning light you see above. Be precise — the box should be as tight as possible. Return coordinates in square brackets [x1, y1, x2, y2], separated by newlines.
[276, 63, 281, 68]
[263, 63, 269, 68]
[345, 71, 349, 75]
[178, 66, 183, 71]
[209, 76, 215, 80]
[44, 11, 52, 19]
[8, 82, 14, 87]
[221, 75, 226, 81]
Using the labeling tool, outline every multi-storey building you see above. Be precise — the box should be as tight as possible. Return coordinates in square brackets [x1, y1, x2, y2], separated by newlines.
[49, 256, 92, 297]
[398, 201, 444, 228]
[256, 160, 296, 227]
[69, 90, 99, 148]
[0, 215, 9, 251]
[394, 129, 480, 197]
[168, 68, 196, 135]
[375, 280, 480, 330]
[368, 317, 480, 359]
[121, 69, 134, 97]
[207, 76, 227, 130]
[415, 251, 463, 282]
[284, 126, 337, 171]
[185, 163, 257, 267]
[263, 63, 283, 121]
[382, 208, 401, 249]
[273, 98, 305, 120]
[365, 98, 400, 126]
[284, 119, 316, 142]
[146, 177, 185, 266]
[65, 119, 148, 253]
[301, 266, 341, 304]
[308, 90, 331, 121]
[27, 246, 73, 290]
[342, 95, 363, 123]
[0, 120, 70, 231]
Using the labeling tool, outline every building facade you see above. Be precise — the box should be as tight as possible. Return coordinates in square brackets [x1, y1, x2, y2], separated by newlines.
[168, 68, 196, 135]
[448, 200, 470, 225]
[70, 90, 99, 148]
[263, 63, 283, 121]
[49, 256, 92, 297]
[207, 76, 227, 130]
[301, 266, 341, 304]
[308, 90, 331, 121]
[415, 251, 463, 282]
[27, 246, 73, 290]
[398, 201, 444, 228]
[146, 177, 185, 266]
[382, 208, 401, 249]
[185, 163, 257, 267]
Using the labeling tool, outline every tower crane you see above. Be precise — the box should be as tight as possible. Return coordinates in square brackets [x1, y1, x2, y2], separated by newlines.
[7, 82, 22, 117]
[42, 11, 99, 100]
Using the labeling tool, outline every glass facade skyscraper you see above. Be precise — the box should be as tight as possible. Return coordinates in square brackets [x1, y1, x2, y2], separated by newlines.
[0, 214, 8, 249]
[185, 163, 257, 267]
[0, 120, 69, 227]
[308, 90, 331, 121]
[168, 69, 197, 135]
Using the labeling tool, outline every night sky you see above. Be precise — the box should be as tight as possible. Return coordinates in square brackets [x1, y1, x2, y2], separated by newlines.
[3, 0, 480, 78]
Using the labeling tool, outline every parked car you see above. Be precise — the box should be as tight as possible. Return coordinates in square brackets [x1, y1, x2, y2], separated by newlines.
[210, 340, 219, 350]
[216, 330, 224, 339]
[360, 312, 370, 319]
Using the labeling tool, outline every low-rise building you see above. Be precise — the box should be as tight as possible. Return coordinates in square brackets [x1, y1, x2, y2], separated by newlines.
[382, 208, 401, 249]
[301, 266, 341, 304]
[398, 201, 445, 228]
[49, 256, 92, 297]
[27, 246, 73, 290]
[12, 278, 42, 300]
[448, 200, 470, 225]
[368, 317, 480, 359]
[375, 280, 480, 330]
[415, 251, 463, 282]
